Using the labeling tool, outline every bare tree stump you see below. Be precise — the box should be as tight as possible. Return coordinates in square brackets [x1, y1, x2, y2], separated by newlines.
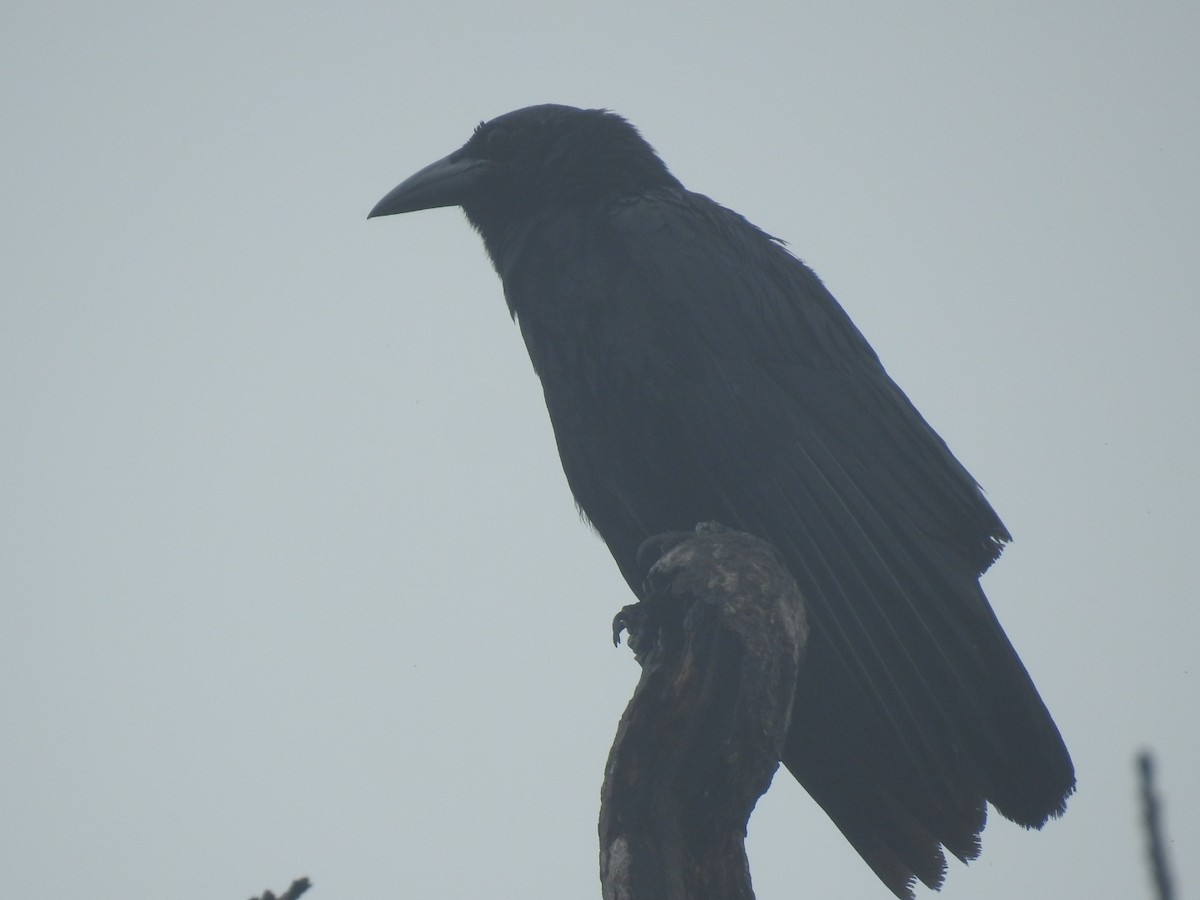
[600, 526, 808, 900]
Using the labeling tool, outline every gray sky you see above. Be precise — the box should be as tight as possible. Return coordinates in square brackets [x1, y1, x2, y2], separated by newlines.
[3, 2, 1197, 898]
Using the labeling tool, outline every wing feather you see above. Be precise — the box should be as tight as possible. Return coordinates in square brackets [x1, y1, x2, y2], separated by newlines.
[509, 187, 1073, 897]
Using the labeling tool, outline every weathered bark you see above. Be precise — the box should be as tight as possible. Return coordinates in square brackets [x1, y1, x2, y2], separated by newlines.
[600, 526, 808, 900]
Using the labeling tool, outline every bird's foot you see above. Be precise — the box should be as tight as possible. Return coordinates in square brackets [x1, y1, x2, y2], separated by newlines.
[612, 603, 643, 648]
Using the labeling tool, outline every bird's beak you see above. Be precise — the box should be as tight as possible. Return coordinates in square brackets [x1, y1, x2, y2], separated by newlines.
[368, 152, 493, 218]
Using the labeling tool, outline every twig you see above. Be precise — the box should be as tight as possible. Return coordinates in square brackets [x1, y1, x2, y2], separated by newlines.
[1137, 752, 1175, 900]
[249, 876, 311, 900]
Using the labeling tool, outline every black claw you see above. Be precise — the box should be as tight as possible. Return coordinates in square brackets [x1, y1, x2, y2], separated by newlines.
[612, 603, 641, 647]
[612, 610, 627, 647]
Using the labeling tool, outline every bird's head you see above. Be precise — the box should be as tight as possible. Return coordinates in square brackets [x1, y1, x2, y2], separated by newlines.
[368, 105, 680, 229]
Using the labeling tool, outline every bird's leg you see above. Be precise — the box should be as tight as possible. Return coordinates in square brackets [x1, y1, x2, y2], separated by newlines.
[612, 597, 673, 664]
[615, 523, 735, 662]
[612, 602, 643, 648]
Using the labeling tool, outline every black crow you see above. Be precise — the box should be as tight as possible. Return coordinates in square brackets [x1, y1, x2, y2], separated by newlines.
[369, 104, 1074, 897]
